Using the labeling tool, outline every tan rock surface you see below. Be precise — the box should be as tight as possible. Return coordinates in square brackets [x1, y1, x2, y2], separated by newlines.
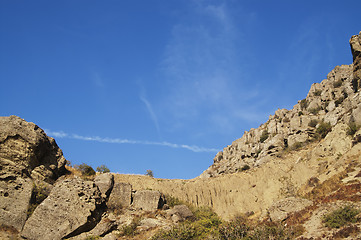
[21, 177, 104, 240]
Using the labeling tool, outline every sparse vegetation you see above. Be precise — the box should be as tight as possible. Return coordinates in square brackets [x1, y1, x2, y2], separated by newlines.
[165, 194, 185, 208]
[96, 164, 110, 173]
[308, 119, 318, 128]
[316, 121, 332, 139]
[241, 165, 251, 171]
[300, 99, 308, 110]
[323, 205, 359, 228]
[291, 141, 303, 151]
[120, 217, 142, 237]
[314, 90, 322, 96]
[146, 169, 154, 178]
[260, 130, 269, 143]
[298, 111, 303, 116]
[347, 122, 360, 136]
[309, 107, 322, 115]
[335, 97, 344, 107]
[74, 163, 96, 177]
[333, 79, 343, 88]
[27, 183, 49, 218]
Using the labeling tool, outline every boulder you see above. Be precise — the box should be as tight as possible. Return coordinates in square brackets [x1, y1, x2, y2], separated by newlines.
[0, 116, 67, 231]
[268, 197, 313, 222]
[132, 190, 165, 211]
[107, 182, 132, 209]
[94, 173, 114, 199]
[166, 204, 194, 222]
[21, 177, 104, 240]
[0, 177, 33, 231]
[0, 116, 66, 182]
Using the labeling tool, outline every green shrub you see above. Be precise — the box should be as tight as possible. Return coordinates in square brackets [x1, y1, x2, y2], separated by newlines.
[74, 163, 96, 176]
[323, 206, 359, 228]
[27, 183, 49, 218]
[96, 164, 110, 173]
[308, 119, 318, 128]
[120, 217, 141, 236]
[298, 111, 304, 116]
[260, 130, 269, 143]
[309, 107, 322, 115]
[347, 122, 360, 136]
[165, 195, 185, 208]
[300, 99, 308, 109]
[316, 121, 332, 139]
[218, 216, 249, 239]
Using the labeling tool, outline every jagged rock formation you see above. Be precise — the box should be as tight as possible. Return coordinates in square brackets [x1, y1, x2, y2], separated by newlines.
[200, 31, 361, 178]
[0, 116, 66, 231]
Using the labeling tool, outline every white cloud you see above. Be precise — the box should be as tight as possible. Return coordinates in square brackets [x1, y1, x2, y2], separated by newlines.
[157, 2, 265, 133]
[45, 129, 218, 153]
[139, 90, 161, 137]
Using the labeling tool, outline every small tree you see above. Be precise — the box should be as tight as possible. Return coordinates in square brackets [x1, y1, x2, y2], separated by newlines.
[74, 163, 96, 176]
[96, 164, 110, 173]
[145, 169, 154, 178]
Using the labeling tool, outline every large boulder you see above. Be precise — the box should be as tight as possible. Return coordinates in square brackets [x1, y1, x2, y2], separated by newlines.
[0, 177, 33, 231]
[132, 190, 165, 211]
[0, 115, 66, 182]
[94, 173, 114, 199]
[21, 177, 104, 240]
[107, 182, 132, 209]
[0, 116, 67, 231]
[166, 205, 194, 223]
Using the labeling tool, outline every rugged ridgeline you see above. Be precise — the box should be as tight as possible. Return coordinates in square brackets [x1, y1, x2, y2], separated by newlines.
[1, 32, 361, 239]
[200, 31, 361, 178]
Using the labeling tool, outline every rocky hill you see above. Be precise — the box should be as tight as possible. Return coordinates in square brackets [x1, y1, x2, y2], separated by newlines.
[1, 32, 361, 239]
[200, 31, 361, 178]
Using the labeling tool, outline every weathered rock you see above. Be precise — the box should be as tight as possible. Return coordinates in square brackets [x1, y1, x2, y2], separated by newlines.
[132, 190, 165, 211]
[268, 197, 313, 222]
[107, 182, 132, 209]
[94, 173, 114, 199]
[166, 205, 194, 222]
[350, 31, 361, 92]
[68, 213, 117, 240]
[0, 116, 66, 182]
[21, 177, 104, 240]
[0, 116, 67, 231]
[0, 177, 33, 231]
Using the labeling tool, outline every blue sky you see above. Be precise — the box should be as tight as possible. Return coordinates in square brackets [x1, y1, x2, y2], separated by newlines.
[1, 0, 360, 179]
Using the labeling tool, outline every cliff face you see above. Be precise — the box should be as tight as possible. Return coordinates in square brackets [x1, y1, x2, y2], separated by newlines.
[199, 31, 361, 178]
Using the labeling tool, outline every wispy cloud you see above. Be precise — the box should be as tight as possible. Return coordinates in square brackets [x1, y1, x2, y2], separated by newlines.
[157, 2, 265, 133]
[45, 129, 218, 153]
[139, 86, 161, 138]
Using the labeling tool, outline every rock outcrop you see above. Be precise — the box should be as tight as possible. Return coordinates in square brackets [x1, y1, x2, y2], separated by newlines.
[107, 182, 132, 209]
[199, 32, 361, 178]
[21, 177, 104, 240]
[94, 173, 114, 199]
[350, 31, 361, 92]
[0, 116, 67, 231]
[0, 115, 66, 182]
[133, 190, 165, 211]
